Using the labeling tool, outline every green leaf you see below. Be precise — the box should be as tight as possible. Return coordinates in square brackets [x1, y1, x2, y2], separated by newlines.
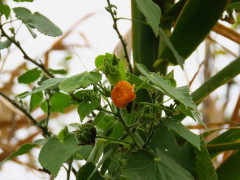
[150, 125, 195, 173]
[59, 71, 102, 93]
[50, 92, 71, 113]
[0, 4, 11, 19]
[163, 119, 200, 150]
[39, 134, 79, 177]
[49, 69, 68, 75]
[18, 68, 41, 84]
[74, 145, 92, 160]
[0, 144, 37, 165]
[87, 139, 106, 164]
[92, 111, 106, 126]
[122, 149, 194, 180]
[134, 0, 161, 37]
[30, 91, 43, 112]
[0, 39, 12, 50]
[127, 72, 154, 90]
[95, 55, 105, 70]
[20, 78, 65, 97]
[207, 127, 240, 157]
[57, 126, 69, 141]
[13, 7, 62, 37]
[194, 139, 218, 180]
[161, 0, 228, 65]
[76, 162, 104, 180]
[192, 57, 240, 105]
[228, 0, 240, 10]
[158, 28, 184, 68]
[78, 100, 99, 122]
[137, 64, 201, 123]
[216, 150, 240, 180]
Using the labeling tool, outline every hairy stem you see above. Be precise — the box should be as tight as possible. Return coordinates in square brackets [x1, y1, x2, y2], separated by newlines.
[106, 0, 133, 73]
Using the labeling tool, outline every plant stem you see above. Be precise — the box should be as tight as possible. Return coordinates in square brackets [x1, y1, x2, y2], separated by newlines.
[106, 0, 133, 73]
[0, 25, 54, 78]
[116, 108, 141, 149]
[96, 136, 130, 144]
[0, 91, 51, 137]
[67, 156, 73, 180]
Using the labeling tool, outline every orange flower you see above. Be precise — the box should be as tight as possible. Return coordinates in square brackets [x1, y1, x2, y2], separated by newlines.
[111, 80, 136, 109]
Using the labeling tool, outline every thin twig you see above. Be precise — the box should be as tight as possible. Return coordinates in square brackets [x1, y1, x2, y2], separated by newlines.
[0, 25, 54, 78]
[106, 0, 133, 73]
[0, 91, 51, 137]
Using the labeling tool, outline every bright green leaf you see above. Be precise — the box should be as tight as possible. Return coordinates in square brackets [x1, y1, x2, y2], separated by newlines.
[122, 149, 194, 180]
[78, 100, 99, 122]
[134, 0, 161, 37]
[39, 134, 79, 177]
[0, 4, 11, 19]
[13, 7, 62, 37]
[50, 92, 71, 113]
[30, 91, 43, 112]
[137, 64, 202, 124]
[20, 78, 65, 97]
[0, 144, 37, 166]
[59, 71, 102, 93]
[18, 68, 41, 84]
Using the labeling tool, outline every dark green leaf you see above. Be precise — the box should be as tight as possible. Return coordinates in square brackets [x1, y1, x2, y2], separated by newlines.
[50, 92, 71, 113]
[13, 7, 62, 37]
[150, 125, 195, 173]
[49, 69, 68, 75]
[20, 78, 65, 97]
[127, 72, 154, 90]
[0, 144, 37, 165]
[18, 68, 41, 84]
[30, 91, 43, 112]
[76, 162, 104, 180]
[163, 119, 200, 150]
[137, 64, 201, 123]
[216, 150, 240, 180]
[194, 139, 218, 180]
[228, 1, 240, 11]
[78, 100, 99, 122]
[0, 39, 12, 50]
[39, 134, 79, 177]
[59, 71, 102, 93]
[0, 4, 11, 19]
[122, 149, 194, 180]
[134, 0, 161, 36]
[160, 0, 228, 65]
[158, 28, 184, 68]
